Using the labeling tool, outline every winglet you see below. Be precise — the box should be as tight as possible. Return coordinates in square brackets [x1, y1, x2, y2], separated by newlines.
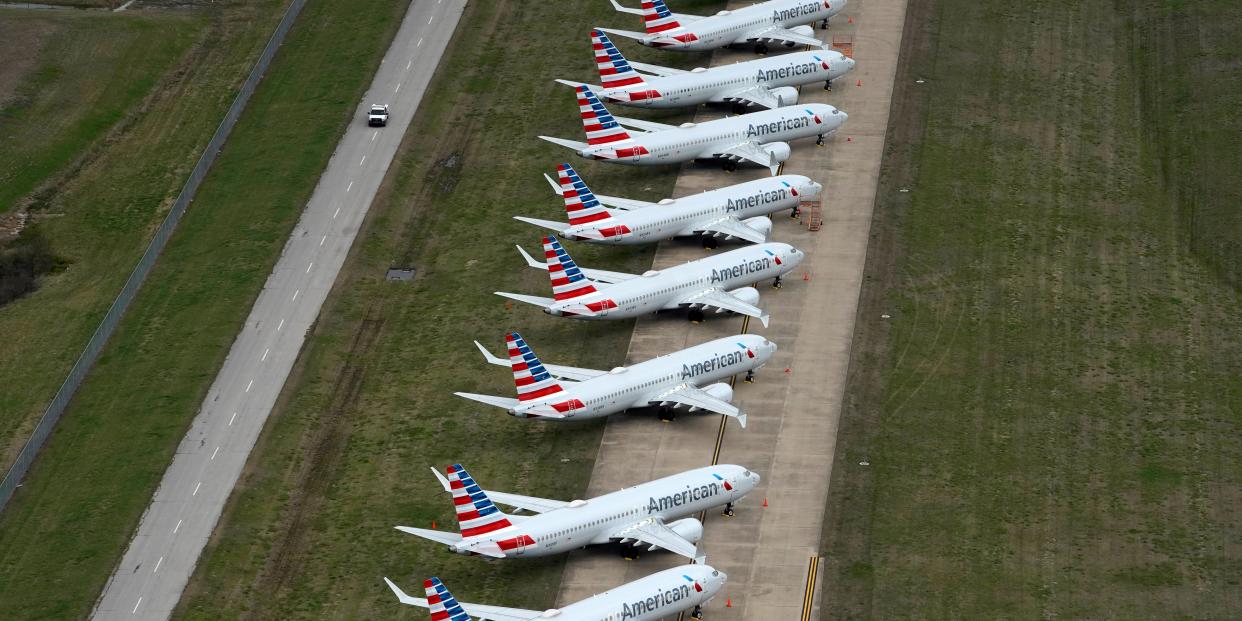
[474, 340, 508, 367]
[759, 313, 771, 328]
[383, 577, 421, 606]
[430, 465, 451, 492]
[735, 407, 748, 429]
[608, 0, 645, 15]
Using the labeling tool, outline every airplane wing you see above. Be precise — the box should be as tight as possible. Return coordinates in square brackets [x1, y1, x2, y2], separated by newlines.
[712, 140, 780, 175]
[473, 341, 607, 382]
[676, 287, 770, 327]
[486, 490, 571, 514]
[514, 244, 636, 284]
[718, 85, 786, 110]
[650, 383, 747, 428]
[626, 60, 687, 77]
[741, 25, 826, 48]
[613, 115, 677, 133]
[687, 215, 767, 244]
[384, 578, 543, 621]
[612, 518, 705, 562]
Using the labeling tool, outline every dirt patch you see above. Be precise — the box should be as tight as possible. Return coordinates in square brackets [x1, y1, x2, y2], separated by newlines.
[0, 17, 56, 111]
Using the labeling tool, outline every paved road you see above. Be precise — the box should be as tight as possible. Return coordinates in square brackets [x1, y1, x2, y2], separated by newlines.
[556, 1, 908, 619]
[90, 1, 466, 618]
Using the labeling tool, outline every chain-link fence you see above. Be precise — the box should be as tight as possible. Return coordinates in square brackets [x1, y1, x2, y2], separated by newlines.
[0, 0, 309, 511]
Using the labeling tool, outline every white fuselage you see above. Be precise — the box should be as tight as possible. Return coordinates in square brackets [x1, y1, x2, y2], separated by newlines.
[548, 243, 802, 319]
[580, 103, 846, 165]
[603, 51, 855, 108]
[640, 0, 845, 51]
[512, 334, 775, 420]
[555, 565, 726, 620]
[454, 465, 759, 558]
[557, 175, 821, 245]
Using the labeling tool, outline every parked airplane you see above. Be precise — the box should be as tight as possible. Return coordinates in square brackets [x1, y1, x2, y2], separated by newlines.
[540, 85, 846, 174]
[602, 0, 846, 53]
[515, 163, 820, 246]
[457, 331, 775, 425]
[561, 29, 855, 110]
[397, 463, 760, 560]
[496, 236, 802, 326]
[385, 564, 726, 620]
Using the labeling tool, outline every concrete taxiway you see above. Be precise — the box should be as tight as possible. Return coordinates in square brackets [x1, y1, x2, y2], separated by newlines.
[90, 1, 465, 618]
[556, 0, 908, 619]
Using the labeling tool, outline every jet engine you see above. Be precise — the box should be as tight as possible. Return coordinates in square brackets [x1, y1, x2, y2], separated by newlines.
[762, 141, 792, 164]
[741, 216, 773, 239]
[702, 382, 734, 404]
[770, 86, 800, 106]
[787, 25, 815, 43]
[667, 517, 705, 543]
[727, 286, 761, 307]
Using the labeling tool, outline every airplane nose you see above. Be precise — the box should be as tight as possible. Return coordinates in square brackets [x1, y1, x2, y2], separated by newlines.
[806, 181, 824, 195]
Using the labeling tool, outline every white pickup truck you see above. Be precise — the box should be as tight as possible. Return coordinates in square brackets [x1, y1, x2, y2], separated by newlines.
[368, 104, 389, 127]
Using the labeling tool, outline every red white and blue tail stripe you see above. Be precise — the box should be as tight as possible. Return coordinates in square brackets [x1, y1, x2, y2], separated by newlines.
[592, 29, 647, 89]
[506, 332, 565, 402]
[422, 577, 469, 621]
[446, 464, 512, 537]
[543, 235, 598, 300]
[556, 163, 615, 226]
[642, 0, 682, 33]
[577, 85, 632, 146]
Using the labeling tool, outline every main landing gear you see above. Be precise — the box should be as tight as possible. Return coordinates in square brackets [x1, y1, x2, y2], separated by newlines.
[702, 235, 719, 250]
[754, 42, 769, 55]
[722, 501, 736, 517]
[658, 406, 677, 422]
[688, 308, 705, 323]
[723, 160, 738, 173]
[621, 544, 641, 560]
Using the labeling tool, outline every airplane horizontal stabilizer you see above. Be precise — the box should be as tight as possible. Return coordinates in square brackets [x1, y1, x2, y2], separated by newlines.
[554, 78, 600, 93]
[494, 291, 556, 309]
[538, 135, 589, 152]
[394, 525, 463, 546]
[513, 216, 569, 234]
[595, 26, 649, 41]
[454, 391, 521, 410]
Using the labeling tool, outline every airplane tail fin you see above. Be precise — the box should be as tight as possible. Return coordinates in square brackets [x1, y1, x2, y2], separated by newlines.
[641, 0, 683, 34]
[423, 577, 469, 620]
[575, 85, 633, 146]
[542, 235, 599, 300]
[591, 29, 649, 90]
[555, 163, 616, 227]
[506, 332, 567, 402]
[446, 463, 514, 537]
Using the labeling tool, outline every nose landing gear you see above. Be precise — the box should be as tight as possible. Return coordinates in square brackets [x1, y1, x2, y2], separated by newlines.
[772, 275, 784, 289]
[816, 134, 825, 147]
[744, 370, 755, 384]
[690, 605, 705, 620]
[722, 501, 736, 517]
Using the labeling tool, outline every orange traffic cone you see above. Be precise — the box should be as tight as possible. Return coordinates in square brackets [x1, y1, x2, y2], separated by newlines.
[762, 498, 769, 507]
[847, 136, 853, 142]
[784, 367, 791, 374]
[848, 16, 854, 24]
[856, 79, 862, 87]
[803, 272, 810, 281]
[432, 520, 437, 529]
[726, 598, 733, 608]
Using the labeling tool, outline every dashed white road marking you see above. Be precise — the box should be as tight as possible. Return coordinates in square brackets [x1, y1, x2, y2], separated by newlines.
[395, 83, 401, 93]
[320, 235, 327, 246]
[360, 155, 367, 166]
[306, 262, 313, 274]
[292, 289, 300, 302]
[173, 519, 182, 534]
[132, 597, 142, 614]
[333, 207, 341, 219]
[278, 318, 285, 331]
[211, 446, 220, 460]
[229, 412, 237, 426]
[192, 482, 202, 497]
[261, 348, 269, 361]
[347, 181, 354, 192]
[407, 60, 412, 69]
[428, 16, 433, 24]
[153, 557, 163, 574]
[372, 130, 378, 141]
[418, 38, 423, 47]
[245, 379, 254, 392]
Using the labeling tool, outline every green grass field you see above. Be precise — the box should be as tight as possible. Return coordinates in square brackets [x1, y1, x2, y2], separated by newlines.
[0, 1, 421, 617]
[173, 0, 726, 618]
[820, 0, 1242, 617]
[0, 2, 286, 470]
